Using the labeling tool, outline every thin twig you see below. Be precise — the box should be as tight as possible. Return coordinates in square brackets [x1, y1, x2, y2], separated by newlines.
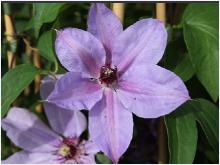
[52, 60, 59, 74]
[158, 117, 167, 164]
[156, 3, 166, 24]
[156, 3, 167, 164]
[9, 53, 16, 69]
[24, 38, 33, 96]
[4, 32, 27, 38]
[33, 50, 43, 112]
[4, 14, 16, 69]
[23, 38, 39, 52]
[23, 38, 41, 94]
[112, 3, 125, 23]
[33, 50, 41, 94]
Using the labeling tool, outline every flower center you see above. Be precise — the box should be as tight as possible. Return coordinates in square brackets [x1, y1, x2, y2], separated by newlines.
[58, 138, 78, 159]
[99, 65, 117, 85]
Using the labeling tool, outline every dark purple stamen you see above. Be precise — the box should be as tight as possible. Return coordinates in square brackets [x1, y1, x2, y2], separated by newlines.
[99, 65, 117, 85]
[63, 138, 78, 159]
[67, 146, 77, 159]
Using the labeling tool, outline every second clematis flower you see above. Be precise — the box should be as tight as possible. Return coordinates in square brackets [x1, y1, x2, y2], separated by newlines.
[2, 76, 98, 164]
[48, 3, 190, 163]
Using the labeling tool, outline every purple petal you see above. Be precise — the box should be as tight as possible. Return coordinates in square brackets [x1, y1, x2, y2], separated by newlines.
[40, 76, 87, 137]
[2, 151, 57, 164]
[78, 155, 96, 164]
[89, 89, 133, 163]
[80, 140, 100, 154]
[40, 75, 63, 100]
[55, 28, 106, 77]
[112, 18, 167, 73]
[88, 3, 123, 63]
[47, 72, 103, 111]
[45, 104, 87, 138]
[117, 64, 190, 118]
[2, 107, 61, 152]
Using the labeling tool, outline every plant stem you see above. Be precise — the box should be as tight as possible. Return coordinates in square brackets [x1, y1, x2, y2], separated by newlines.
[4, 13, 16, 69]
[24, 39, 32, 96]
[158, 117, 167, 163]
[33, 50, 41, 94]
[156, 3, 167, 164]
[156, 3, 166, 24]
[23, 38, 39, 52]
[112, 3, 125, 23]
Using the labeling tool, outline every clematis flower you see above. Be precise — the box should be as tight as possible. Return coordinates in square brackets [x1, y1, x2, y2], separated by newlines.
[2, 76, 98, 164]
[47, 3, 190, 163]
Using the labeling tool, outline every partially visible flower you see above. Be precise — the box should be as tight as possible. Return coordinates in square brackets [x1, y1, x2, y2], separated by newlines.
[47, 3, 190, 163]
[2, 76, 98, 164]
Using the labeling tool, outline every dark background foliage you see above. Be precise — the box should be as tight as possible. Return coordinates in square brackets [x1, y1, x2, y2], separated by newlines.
[1, 2, 219, 164]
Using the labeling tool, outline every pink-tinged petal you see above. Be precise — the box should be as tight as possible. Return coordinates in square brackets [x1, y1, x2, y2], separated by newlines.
[117, 64, 190, 118]
[55, 28, 106, 77]
[40, 76, 87, 137]
[89, 89, 133, 163]
[80, 140, 100, 154]
[2, 151, 57, 164]
[88, 3, 123, 63]
[47, 72, 103, 111]
[2, 107, 61, 152]
[78, 155, 96, 164]
[112, 18, 167, 73]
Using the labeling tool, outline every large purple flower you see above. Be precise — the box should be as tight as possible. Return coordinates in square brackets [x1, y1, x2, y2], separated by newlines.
[47, 3, 190, 163]
[2, 76, 98, 164]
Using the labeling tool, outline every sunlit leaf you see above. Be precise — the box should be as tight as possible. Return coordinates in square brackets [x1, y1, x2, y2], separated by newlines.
[183, 3, 219, 101]
[96, 153, 112, 164]
[173, 54, 195, 82]
[26, 3, 65, 37]
[191, 98, 218, 154]
[165, 101, 198, 163]
[37, 30, 57, 62]
[1, 64, 39, 118]
[165, 98, 219, 163]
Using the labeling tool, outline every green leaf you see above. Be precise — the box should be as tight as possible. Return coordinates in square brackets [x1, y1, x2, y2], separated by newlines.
[96, 153, 112, 164]
[183, 3, 219, 101]
[165, 98, 219, 163]
[191, 98, 219, 154]
[163, 39, 183, 70]
[165, 101, 198, 163]
[1, 64, 39, 118]
[37, 30, 57, 62]
[162, 28, 187, 71]
[204, 149, 219, 163]
[26, 3, 65, 37]
[173, 54, 195, 82]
